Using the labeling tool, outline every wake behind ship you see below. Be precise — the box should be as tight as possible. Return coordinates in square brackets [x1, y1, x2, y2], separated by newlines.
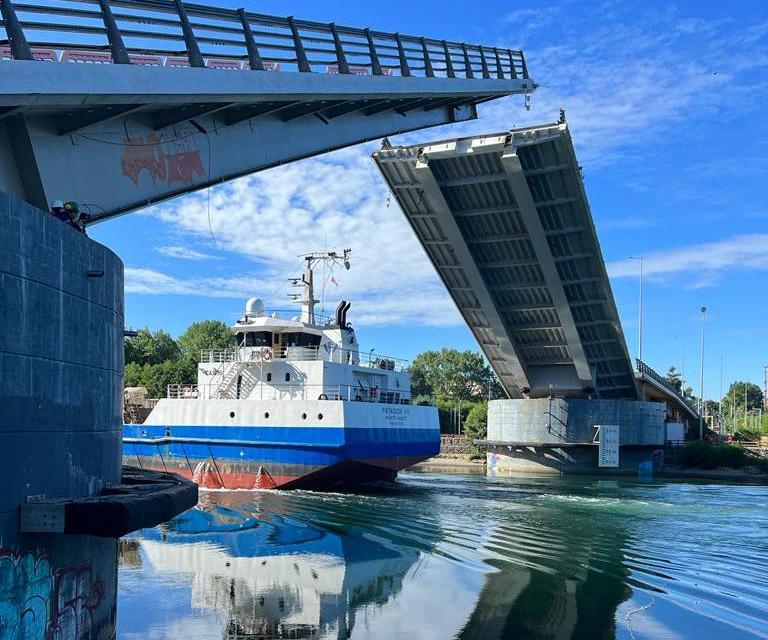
[123, 250, 440, 490]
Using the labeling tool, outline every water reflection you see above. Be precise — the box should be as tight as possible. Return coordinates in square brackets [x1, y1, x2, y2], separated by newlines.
[118, 474, 768, 640]
[120, 492, 424, 639]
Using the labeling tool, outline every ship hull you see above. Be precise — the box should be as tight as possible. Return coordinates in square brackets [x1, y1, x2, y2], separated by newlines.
[123, 400, 440, 490]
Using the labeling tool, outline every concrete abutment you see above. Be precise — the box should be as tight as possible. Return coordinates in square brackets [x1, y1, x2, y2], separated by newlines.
[1, 194, 123, 638]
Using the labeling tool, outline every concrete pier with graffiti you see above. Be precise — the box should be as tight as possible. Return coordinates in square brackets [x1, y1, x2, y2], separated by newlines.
[0, 194, 123, 637]
[1, 195, 196, 638]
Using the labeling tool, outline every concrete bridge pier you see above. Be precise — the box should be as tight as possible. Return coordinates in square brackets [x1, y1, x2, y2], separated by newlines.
[0, 193, 124, 638]
[486, 398, 667, 475]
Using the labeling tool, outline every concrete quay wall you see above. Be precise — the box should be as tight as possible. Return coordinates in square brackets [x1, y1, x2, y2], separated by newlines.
[0, 195, 122, 638]
[487, 398, 666, 475]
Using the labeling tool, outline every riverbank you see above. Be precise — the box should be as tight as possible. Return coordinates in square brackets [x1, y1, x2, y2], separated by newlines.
[416, 458, 768, 483]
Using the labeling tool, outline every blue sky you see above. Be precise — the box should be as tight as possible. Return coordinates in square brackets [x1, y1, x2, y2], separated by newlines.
[89, 0, 768, 401]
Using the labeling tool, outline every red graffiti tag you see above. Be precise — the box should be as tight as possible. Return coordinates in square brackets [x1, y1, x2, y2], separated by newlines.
[121, 133, 206, 187]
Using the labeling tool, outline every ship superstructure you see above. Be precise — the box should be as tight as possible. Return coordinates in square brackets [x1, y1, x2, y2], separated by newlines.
[123, 251, 440, 489]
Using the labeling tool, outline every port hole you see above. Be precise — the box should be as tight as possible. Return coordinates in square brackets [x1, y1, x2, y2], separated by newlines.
[229, 411, 235, 418]
[317, 413, 323, 420]
[301, 413, 307, 420]
[264, 412, 270, 419]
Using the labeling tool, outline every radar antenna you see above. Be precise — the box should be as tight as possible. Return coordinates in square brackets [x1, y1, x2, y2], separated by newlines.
[288, 249, 351, 324]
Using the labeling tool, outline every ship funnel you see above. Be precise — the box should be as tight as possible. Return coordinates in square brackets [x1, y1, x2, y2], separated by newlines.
[335, 300, 347, 326]
[341, 301, 352, 327]
[245, 297, 264, 317]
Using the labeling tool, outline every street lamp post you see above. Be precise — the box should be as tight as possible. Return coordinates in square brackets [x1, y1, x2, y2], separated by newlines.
[629, 256, 644, 363]
[699, 306, 707, 440]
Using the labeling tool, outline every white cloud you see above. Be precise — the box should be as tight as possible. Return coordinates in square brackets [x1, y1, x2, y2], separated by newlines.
[156, 245, 215, 260]
[607, 234, 768, 287]
[123, 4, 768, 329]
[131, 151, 462, 327]
[413, 5, 768, 170]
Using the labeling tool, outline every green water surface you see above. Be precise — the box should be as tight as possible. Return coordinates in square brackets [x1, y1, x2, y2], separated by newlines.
[117, 471, 768, 639]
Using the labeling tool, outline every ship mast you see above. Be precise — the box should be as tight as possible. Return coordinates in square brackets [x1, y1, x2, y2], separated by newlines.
[288, 249, 351, 324]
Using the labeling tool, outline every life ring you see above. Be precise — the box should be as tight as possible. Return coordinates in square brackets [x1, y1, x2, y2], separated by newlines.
[318, 393, 328, 400]
[260, 347, 272, 361]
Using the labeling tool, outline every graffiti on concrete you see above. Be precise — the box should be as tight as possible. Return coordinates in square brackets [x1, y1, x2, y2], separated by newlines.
[0, 551, 106, 640]
[0, 552, 52, 640]
[121, 132, 206, 188]
[48, 564, 105, 640]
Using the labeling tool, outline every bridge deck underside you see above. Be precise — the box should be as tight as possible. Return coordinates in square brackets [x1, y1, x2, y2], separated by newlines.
[375, 123, 638, 400]
[0, 63, 528, 220]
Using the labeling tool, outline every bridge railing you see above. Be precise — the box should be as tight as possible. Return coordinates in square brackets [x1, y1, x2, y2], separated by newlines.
[1, 0, 530, 81]
[636, 358, 700, 417]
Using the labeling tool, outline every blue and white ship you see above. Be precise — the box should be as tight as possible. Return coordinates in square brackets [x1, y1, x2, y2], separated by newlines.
[123, 250, 440, 489]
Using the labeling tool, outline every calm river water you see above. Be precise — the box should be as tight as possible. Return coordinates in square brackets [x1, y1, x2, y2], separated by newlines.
[117, 471, 768, 639]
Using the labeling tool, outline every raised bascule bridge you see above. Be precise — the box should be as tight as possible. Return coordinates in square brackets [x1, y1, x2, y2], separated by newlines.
[374, 122, 700, 475]
[0, 2, 533, 637]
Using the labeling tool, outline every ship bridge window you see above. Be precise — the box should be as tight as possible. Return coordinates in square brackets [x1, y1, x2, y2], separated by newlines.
[283, 332, 321, 347]
[241, 331, 272, 347]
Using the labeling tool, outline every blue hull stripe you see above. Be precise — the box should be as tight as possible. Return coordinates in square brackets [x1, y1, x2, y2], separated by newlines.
[123, 424, 440, 466]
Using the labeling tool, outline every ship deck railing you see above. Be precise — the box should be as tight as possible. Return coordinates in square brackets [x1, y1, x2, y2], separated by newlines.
[200, 347, 409, 371]
[167, 382, 413, 404]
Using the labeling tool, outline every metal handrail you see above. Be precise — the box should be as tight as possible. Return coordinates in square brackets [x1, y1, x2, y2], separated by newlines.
[199, 346, 409, 370]
[0, 0, 530, 81]
[636, 358, 700, 416]
[166, 382, 413, 403]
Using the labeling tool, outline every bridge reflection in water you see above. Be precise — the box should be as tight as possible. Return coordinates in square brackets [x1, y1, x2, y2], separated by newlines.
[117, 472, 768, 639]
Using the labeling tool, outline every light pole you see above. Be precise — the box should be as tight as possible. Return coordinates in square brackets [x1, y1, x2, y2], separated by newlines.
[699, 306, 706, 440]
[629, 256, 644, 363]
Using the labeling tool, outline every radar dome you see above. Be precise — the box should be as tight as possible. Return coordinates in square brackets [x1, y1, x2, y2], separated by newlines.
[245, 297, 264, 316]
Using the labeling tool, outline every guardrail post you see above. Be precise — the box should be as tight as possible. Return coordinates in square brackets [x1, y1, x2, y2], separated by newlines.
[287, 16, 311, 72]
[519, 51, 529, 79]
[238, 8, 264, 70]
[173, 0, 204, 67]
[0, 0, 32, 60]
[461, 43, 474, 78]
[329, 23, 349, 74]
[479, 47, 490, 79]
[364, 28, 382, 75]
[442, 41, 455, 78]
[97, 0, 130, 64]
[493, 48, 505, 79]
[394, 33, 411, 77]
[506, 49, 518, 79]
[420, 38, 434, 77]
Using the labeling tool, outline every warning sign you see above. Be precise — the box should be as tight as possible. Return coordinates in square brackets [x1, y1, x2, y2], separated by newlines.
[597, 424, 620, 468]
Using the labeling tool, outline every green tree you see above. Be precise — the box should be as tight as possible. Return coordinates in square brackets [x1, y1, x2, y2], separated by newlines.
[665, 366, 683, 393]
[145, 360, 192, 398]
[409, 348, 502, 402]
[463, 402, 488, 455]
[178, 320, 236, 362]
[124, 362, 151, 388]
[125, 328, 179, 365]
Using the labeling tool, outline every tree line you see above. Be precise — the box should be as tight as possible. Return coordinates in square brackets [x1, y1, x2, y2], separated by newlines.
[665, 366, 767, 434]
[124, 321, 235, 397]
